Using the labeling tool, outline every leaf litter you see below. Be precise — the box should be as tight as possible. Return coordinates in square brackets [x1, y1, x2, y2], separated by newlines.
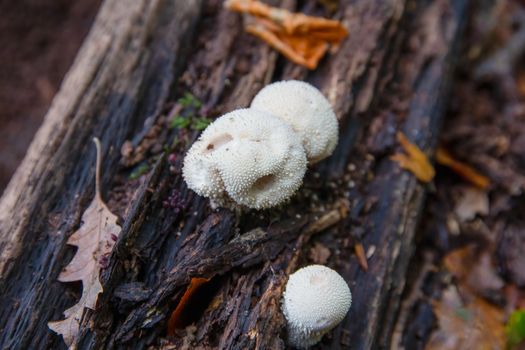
[391, 131, 435, 183]
[427, 285, 506, 350]
[411, 3, 525, 348]
[48, 137, 122, 347]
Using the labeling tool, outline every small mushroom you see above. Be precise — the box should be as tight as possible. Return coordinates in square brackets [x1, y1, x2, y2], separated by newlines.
[183, 108, 307, 209]
[251, 80, 339, 164]
[282, 265, 352, 348]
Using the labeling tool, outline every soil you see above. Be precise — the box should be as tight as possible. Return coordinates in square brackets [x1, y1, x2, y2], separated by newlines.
[0, 0, 101, 193]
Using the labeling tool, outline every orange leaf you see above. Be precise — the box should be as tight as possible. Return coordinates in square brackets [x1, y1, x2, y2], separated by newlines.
[391, 132, 435, 183]
[246, 23, 328, 69]
[517, 69, 525, 98]
[354, 243, 368, 272]
[167, 277, 210, 336]
[436, 147, 490, 189]
[225, 0, 347, 69]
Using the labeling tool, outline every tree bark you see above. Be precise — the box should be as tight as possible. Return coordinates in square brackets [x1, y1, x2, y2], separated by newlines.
[0, 0, 469, 349]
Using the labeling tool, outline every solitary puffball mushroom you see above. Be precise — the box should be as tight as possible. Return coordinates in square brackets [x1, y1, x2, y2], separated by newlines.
[282, 265, 352, 348]
[183, 108, 307, 209]
[251, 80, 339, 164]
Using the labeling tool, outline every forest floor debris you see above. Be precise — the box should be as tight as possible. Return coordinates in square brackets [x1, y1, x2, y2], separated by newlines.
[398, 1, 525, 349]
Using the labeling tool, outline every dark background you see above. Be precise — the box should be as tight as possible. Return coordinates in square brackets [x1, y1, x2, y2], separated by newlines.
[0, 0, 101, 193]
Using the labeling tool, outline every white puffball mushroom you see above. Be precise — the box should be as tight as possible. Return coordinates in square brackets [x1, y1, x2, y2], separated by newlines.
[282, 265, 352, 349]
[251, 80, 339, 164]
[182, 108, 307, 209]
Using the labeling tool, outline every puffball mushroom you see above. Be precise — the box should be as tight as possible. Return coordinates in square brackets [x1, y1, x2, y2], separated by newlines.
[183, 108, 307, 209]
[282, 265, 352, 349]
[251, 80, 339, 164]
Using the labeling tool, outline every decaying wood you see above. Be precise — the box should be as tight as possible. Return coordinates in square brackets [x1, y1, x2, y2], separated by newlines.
[0, 0, 201, 348]
[0, 0, 469, 349]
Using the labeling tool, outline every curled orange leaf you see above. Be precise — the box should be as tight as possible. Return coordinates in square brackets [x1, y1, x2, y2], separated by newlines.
[354, 243, 368, 272]
[391, 132, 435, 183]
[167, 277, 210, 335]
[225, 0, 347, 69]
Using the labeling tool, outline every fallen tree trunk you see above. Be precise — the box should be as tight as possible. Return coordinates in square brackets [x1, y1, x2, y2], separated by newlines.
[0, 0, 468, 349]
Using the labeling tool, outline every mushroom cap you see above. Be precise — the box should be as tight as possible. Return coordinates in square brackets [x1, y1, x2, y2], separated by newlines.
[282, 265, 352, 348]
[182, 108, 307, 209]
[251, 80, 339, 164]
[183, 151, 224, 200]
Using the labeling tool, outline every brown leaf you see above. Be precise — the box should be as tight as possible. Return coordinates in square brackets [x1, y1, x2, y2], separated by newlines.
[436, 147, 490, 189]
[444, 245, 504, 299]
[454, 187, 489, 222]
[391, 132, 435, 183]
[309, 242, 331, 264]
[48, 138, 122, 347]
[427, 286, 505, 350]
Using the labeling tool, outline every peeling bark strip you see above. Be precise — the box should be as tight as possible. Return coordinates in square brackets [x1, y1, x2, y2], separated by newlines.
[0, 0, 468, 349]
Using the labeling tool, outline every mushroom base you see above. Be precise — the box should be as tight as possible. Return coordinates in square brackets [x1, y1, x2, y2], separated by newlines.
[287, 327, 328, 349]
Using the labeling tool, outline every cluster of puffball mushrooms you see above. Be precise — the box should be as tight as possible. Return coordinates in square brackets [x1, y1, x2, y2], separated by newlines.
[183, 80, 338, 210]
[182, 81, 351, 348]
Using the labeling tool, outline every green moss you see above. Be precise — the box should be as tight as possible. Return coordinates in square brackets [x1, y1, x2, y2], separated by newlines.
[191, 117, 211, 131]
[169, 92, 211, 131]
[178, 92, 202, 108]
[129, 163, 150, 180]
[506, 309, 525, 349]
[170, 115, 191, 129]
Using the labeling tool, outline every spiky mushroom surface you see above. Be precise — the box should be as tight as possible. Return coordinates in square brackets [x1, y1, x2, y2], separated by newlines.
[282, 265, 352, 348]
[251, 80, 339, 164]
[183, 108, 307, 209]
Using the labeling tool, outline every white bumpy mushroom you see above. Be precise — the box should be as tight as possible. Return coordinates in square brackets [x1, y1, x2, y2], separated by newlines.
[282, 265, 352, 348]
[251, 80, 339, 164]
[183, 108, 307, 209]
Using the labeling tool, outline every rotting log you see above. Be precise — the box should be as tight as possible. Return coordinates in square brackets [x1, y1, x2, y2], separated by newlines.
[0, 0, 469, 349]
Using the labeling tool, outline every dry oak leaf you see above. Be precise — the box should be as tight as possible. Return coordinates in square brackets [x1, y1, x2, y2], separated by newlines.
[48, 138, 121, 347]
[391, 132, 435, 183]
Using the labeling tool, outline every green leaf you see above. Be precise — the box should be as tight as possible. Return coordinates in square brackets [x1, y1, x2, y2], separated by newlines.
[170, 115, 191, 129]
[191, 118, 211, 131]
[178, 92, 201, 108]
[506, 309, 525, 349]
[129, 163, 149, 180]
